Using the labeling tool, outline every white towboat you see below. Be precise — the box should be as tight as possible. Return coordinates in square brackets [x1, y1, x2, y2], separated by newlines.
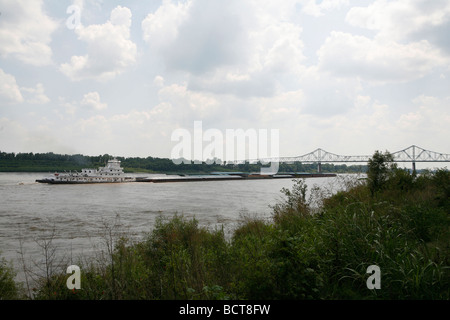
[36, 158, 135, 184]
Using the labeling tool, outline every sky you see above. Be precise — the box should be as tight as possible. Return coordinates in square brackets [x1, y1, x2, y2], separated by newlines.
[0, 0, 449, 165]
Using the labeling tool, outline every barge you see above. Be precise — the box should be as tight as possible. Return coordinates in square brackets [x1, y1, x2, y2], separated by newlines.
[136, 172, 336, 183]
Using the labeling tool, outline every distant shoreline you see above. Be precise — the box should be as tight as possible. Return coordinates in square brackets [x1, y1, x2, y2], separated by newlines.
[0, 152, 368, 175]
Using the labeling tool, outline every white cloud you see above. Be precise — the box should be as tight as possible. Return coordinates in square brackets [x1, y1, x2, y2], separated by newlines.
[301, 0, 349, 17]
[81, 92, 107, 110]
[346, 0, 450, 39]
[58, 97, 78, 116]
[60, 6, 137, 81]
[0, 0, 58, 66]
[142, 0, 306, 98]
[143, 0, 247, 75]
[0, 69, 23, 103]
[389, 95, 450, 152]
[299, 96, 397, 154]
[21, 83, 50, 104]
[253, 88, 304, 124]
[321, 94, 450, 153]
[0, 117, 27, 151]
[317, 31, 446, 83]
[0, 70, 49, 105]
[406, 95, 450, 133]
[141, 0, 190, 47]
[56, 92, 107, 117]
[153, 75, 165, 88]
[156, 82, 220, 122]
[0, 117, 77, 154]
[296, 66, 362, 115]
[67, 111, 170, 157]
[346, 0, 450, 53]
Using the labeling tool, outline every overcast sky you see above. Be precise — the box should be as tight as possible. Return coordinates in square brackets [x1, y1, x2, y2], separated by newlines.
[0, 0, 449, 163]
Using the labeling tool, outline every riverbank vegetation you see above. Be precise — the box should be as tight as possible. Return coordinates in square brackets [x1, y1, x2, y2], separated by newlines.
[0, 151, 448, 300]
[0, 151, 366, 174]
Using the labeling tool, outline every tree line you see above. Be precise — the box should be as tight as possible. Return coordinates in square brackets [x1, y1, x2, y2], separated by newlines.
[0, 151, 367, 173]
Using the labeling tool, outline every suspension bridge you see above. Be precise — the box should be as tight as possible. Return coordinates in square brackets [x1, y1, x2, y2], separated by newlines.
[243, 145, 450, 173]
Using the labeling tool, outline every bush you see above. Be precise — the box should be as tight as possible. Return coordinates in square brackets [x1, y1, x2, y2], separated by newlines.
[143, 214, 232, 299]
[0, 256, 21, 299]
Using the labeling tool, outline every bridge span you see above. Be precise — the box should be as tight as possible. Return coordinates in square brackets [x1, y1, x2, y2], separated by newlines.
[242, 145, 450, 173]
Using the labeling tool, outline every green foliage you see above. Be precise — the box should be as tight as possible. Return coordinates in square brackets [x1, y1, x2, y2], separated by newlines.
[317, 167, 450, 299]
[367, 150, 396, 195]
[141, 214, 232, 299]
[0, 256, 21, 299]
[432, 168, 450, 209]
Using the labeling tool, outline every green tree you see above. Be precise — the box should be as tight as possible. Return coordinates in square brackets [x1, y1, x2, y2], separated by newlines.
[367, 150, 396, 196]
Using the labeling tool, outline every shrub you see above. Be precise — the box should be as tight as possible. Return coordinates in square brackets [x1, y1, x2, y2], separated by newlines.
[0, 256, 21, 299]
[143, 214, 232, 299]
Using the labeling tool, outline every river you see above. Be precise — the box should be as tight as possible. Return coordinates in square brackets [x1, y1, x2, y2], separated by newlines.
[0, 172, 361, 283]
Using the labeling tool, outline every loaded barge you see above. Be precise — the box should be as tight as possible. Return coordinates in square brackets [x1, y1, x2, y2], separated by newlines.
[136, 172, 336, 183]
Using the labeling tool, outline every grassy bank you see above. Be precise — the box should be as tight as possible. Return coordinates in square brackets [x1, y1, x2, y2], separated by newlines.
[1, 158, 448, 300]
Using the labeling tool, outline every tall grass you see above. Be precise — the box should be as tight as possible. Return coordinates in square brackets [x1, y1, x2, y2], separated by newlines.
[2, 168, 449, 300]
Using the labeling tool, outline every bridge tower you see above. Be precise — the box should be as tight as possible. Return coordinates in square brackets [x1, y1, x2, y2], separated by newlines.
[317, 148, 322, 173]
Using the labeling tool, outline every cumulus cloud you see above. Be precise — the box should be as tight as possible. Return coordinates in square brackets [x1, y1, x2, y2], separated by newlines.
[142, 0, 190, 48]
[155, 82, 220, 123]
[142, 0, 247, 74]
[60, 6, 137, 81]
[21, 83, 50, 104]
[317, 31, 446, 83]
[81, 92, 107, 110]
[58, 97, 78, 116]
[298, 66, 361, 115]
[142, 0, 306, 98]
[162, 0, 247, 75]
[346, 0, 450, 53]
[0, 69, 23, 103]
[0, 70, 49, 105]
[0, 0, 58, 66]
[406, 95, 450, 132]
[301, 0, 350, 17]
